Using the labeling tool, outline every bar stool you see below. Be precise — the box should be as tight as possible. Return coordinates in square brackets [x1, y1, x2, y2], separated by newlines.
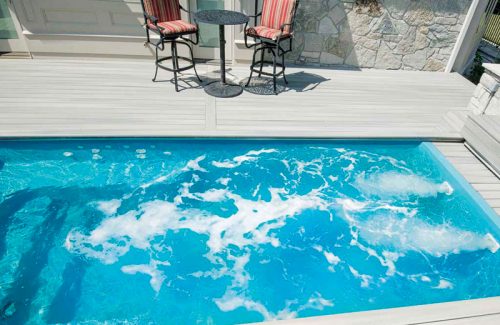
[140, 0, 202, 91]
[244, 0, 300, 94]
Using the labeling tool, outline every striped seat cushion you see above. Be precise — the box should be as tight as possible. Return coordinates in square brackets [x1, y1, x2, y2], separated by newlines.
[246, 25, 290, 40]
[260, 0, 297, 33]
[148, 20, 197, 35]
[143, 0, 181, 23]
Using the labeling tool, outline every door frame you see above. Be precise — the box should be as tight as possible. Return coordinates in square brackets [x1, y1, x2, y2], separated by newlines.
[189, 0, 234, 61]
[0, 0, 28, 53]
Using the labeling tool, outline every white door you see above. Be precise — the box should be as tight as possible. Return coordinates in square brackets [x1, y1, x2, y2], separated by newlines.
[189, 0, 234, 61]
[0, 0, 27, 53]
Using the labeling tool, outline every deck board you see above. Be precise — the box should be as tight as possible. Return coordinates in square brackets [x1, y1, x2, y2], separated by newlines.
[434, 142, 500, 216]
[0, 58, 475, 138]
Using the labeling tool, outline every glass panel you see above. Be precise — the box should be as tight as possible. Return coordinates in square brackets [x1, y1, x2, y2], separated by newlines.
[197, 0, 223, 48]
[0, 0, 18, 39]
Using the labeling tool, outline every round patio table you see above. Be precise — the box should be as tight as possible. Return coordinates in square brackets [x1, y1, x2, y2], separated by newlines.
[195, 10, 249, 98]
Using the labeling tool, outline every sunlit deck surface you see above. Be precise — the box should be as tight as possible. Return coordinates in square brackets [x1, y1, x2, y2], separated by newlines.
[0, 58, 474, 138]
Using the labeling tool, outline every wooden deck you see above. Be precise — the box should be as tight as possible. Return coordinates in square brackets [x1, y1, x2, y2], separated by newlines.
[0, 58, 475, 138]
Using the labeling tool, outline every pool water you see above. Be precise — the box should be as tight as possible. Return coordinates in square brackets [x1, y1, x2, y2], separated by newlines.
[0, 140, 499, 324]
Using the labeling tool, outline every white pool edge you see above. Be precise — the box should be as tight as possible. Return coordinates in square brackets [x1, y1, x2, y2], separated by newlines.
[256, 296, 500, 324]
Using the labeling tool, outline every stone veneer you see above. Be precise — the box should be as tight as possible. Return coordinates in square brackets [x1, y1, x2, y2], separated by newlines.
[289, 0, 472, 71]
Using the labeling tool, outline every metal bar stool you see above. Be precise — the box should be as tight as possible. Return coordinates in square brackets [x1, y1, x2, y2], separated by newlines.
[140, 0, 202, 92]
[243, 0, 300, 94]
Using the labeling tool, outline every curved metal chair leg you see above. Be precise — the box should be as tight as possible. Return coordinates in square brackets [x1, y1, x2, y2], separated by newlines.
[272, 48, 277, 94]
[152, 44, 159, 82]
[171, 41, 179, 92]
[258, 48, 265, 77]
[246, 46, 259, 87]
[188, 43, 202, 82]
[282, 52, 288, 85]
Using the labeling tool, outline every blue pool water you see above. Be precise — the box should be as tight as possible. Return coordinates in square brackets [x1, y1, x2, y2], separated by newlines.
[0, 139, 499, 324]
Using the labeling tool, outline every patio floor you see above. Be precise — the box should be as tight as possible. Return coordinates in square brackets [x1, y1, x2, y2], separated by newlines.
[0, 58, 475, 138]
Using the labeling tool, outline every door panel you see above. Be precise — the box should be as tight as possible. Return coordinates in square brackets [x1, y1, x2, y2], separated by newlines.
[0, 0, 27, 52]
[189, 0, 233, 60]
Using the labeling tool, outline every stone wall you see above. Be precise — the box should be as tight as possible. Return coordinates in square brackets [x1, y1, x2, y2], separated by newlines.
[290, 0, 472, 71]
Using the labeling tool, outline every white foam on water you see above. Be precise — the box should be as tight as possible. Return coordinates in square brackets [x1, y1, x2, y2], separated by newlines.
[355, 172, 453, 198]
[300, 293, 334, 311]
[194, 189, 228, 202]
[313, 245, 340, 271]
[252, 184, 261, 198]
[95, 199, 122, 216]
[66, 186, 327, 290]
[348, 266, 372, 288]
[140, 156, 203, 190]
[136, 154, 146, 159]
[63, 152, 73, 157]
[214, 291, 295, 321]
[324, 251, 340, 266]
[359, 214, 500, 257]
[328, 175, 338, 182]
[212, 149, 277, 168]
[215, 290, 332, 321]
[121, 262, 167, 293]
[182, 155, 207, 172]
[140, 170, 178, 190]
[433, 279, 454, 290]
[292, 159, 323, 176]
[92, 154, 102, 160]
[91, 149, 100, 154]
[216, 177, 231, 186]
[135, 149, 146, 154]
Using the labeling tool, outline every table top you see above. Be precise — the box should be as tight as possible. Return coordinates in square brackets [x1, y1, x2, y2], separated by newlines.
[194, 10, 249, 26]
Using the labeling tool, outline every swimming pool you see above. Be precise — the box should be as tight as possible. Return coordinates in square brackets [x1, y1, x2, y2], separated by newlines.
[0, 139, 498, 324]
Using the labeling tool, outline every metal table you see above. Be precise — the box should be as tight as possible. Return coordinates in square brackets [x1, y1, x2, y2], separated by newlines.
[195, 10, 249, 98]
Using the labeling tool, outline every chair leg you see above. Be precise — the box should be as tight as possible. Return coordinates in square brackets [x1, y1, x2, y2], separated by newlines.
[281, 50, 288, 85]
[258, 48, 265, 77]
[171, 41, 179, 92]
[152, 44, 159, 82]
[187, 42, 202, 83]
[245, 47, 259, 87]
[272, 48, 277, 94]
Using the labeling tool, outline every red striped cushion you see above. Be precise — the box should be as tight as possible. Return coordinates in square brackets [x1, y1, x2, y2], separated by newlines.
[149, 20, 197, 35]
[246, 25, 290, 40]
[143, 0, 181, 23]
[260, 0, 297, 33]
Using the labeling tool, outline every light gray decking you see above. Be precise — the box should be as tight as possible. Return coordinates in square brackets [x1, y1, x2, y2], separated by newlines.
[435, 142, 500, 216]
[463, 115, 500, 176]
[0, 58, 474, 138]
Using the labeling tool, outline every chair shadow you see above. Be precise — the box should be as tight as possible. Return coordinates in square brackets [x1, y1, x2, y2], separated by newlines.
[154, 74, 205, 92]
[153, 67, 239, 93]
[241, 71, 330, 96]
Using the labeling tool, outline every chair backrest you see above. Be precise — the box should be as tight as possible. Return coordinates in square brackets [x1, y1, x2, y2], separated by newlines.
[260, 0, 298, 33]
[142, 0, 181, 22]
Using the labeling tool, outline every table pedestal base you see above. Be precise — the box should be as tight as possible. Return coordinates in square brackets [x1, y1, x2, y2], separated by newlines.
[204, 81, 243, 98]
